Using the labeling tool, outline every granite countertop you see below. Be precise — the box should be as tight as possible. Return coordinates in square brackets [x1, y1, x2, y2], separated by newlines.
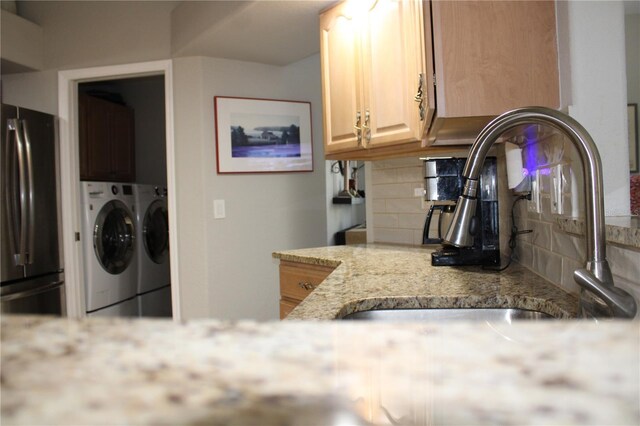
[272, 244, 579, 320]
[2, 315, 639, 425]
[2, 245, 638, 425]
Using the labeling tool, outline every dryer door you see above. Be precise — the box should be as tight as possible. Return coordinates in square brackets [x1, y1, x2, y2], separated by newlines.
[93, 200, 135, 274]
[143, 200, 169, 264]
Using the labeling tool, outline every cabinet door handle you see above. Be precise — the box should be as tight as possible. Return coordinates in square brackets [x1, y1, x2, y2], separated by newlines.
[414, 73, 425, 121]
[298, 282, 316, 291]
[362, 110, 371, 143]
[354, 111, 362, 145]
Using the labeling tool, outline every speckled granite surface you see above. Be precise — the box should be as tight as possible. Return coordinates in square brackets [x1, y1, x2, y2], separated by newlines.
[557, 216, 640, 249]
[272, 244, 578, 320]
[2, 315, 639, 425]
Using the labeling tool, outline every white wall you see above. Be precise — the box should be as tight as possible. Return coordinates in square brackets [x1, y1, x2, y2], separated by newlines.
[172, 55, 328, 320]
[560, 0, 630, 215]
[325, 160, 366, 245]
[2, 70, 58, 114]
[627, 14, 640, 106]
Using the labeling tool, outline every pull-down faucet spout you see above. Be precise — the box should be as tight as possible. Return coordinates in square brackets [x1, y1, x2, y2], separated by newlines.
[443, 107, 637, 318]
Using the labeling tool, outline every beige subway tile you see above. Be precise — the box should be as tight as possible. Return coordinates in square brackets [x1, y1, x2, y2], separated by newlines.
[607, 244, 640, 284]
[398, 213, 428, 230]
[540, 195, 554, 223]
[371, 182, 417, 199]
[373, 213, 399, 228]
[560, 257, 582, 295]
[371, 168, 398, 184]
[372, 199, 387, 213]
[372, 157, 422, 170]
[514, 241, 533, 269]
[396, 165, 423, 183]
[611, 275, 640, 314]
[412, 229, 426, 246]
[386, 198, 424, 214]
[532, 246, 562, 286]
[531, 221, 552, 250]
[551, 231, 586, 263]
[373, 227, 414, 245]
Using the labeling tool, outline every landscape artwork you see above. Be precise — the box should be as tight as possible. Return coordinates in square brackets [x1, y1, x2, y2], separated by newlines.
[215, 96, 313, 174]
[230, 113, 301, 158]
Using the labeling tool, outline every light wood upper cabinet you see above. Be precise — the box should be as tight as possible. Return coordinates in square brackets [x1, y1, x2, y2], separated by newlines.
[427, 0, 559, 144]
[319, 0, 559, 158]
[320, 0, 432, 158]
[320, 2, 362, 153]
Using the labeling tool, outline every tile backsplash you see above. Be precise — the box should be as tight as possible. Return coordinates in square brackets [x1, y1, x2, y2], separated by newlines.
[370, 147, 640, 306]
[370, 157, 426, 246]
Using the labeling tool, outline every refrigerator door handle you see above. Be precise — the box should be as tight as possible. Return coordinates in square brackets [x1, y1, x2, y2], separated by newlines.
[21, 119, 35, 264]
[4, 119, 28, 266]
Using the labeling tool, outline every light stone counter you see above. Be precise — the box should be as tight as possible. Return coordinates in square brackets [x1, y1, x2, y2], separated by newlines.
[272, 244, 579, 320]
[3, 245, 638, 425]
[1, 315, 639, 425]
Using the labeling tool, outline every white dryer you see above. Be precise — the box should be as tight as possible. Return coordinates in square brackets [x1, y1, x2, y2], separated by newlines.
[81, 181, 138, 317]
[133, 184, 172, 317]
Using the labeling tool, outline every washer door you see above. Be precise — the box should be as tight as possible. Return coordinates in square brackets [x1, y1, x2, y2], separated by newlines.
[93, 200, 135, 274]
[143, 200, 169, 264]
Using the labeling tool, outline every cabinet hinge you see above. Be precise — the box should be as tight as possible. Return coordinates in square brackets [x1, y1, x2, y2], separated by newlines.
[433, 73, 437, 87]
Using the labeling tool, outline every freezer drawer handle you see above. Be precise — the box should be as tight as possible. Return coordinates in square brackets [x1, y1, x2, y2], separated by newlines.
[0, 280, 64, 302]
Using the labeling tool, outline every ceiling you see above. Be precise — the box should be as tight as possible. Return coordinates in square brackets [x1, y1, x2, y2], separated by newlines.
[171, 1, 335, 65]
[12, 0, 335, 67]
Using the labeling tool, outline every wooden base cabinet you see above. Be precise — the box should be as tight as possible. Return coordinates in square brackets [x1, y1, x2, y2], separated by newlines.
[79, 93, 136, 182]
[319, 0, 559, 159]
[279, 260, 335, 319]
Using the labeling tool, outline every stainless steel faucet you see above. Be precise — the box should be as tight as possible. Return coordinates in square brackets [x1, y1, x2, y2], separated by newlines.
[443, 107, 638, 319]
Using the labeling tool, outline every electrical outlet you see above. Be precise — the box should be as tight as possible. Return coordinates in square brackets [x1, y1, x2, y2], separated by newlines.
[527, 170, 541, 213]
[414, 187, 425, 197]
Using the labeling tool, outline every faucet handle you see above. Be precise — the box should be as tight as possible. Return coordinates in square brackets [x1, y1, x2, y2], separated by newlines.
[574, 268, 637, 318]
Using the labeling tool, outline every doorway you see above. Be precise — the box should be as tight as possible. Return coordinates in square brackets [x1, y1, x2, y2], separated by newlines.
[58, 60, 180, 320]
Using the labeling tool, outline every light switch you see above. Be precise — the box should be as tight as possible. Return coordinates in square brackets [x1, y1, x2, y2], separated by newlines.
[214, 199, 226, 219]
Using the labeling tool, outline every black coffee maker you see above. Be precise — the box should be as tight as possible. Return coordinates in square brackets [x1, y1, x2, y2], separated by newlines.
[423, 157, 500, 267]
[422, 158, 465, 244]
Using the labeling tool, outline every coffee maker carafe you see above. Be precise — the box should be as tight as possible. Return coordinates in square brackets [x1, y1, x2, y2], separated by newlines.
[423, 157, 500, 267]
[422, 158, 465, 244]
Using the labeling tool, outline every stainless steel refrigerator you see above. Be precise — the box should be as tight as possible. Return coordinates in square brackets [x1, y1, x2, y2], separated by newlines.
[1, 104, 65, 315]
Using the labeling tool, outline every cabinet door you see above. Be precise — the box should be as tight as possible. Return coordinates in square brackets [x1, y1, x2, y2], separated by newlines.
[79, 94, 112, 181]
[109, 104, 135, 182]
[431, 0, 559, 118]
[361, 0, 432, 148]
[320, 2, 363, 154]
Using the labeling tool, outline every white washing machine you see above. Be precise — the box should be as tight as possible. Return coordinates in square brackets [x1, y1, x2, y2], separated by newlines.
[133, 184, 172, 317]
[81, 181, 138, 317]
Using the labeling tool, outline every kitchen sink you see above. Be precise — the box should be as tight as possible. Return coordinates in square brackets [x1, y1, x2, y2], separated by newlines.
[340, 308, 554, 322]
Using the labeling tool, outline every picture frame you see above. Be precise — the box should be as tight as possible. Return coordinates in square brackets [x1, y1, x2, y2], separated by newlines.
[629, 103, 638, 173]
[214, 96, 313, 174]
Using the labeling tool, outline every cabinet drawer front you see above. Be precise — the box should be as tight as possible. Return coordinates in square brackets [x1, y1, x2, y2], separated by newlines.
[279, 261, 334, 301]
[279, 298, 298, 320]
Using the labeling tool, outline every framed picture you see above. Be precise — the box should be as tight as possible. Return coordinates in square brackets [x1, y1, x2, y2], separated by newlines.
[214, 96, 313, 174]
[629, 103, 638, 173]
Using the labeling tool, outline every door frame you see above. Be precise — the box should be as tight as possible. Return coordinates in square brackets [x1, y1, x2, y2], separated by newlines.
[58, 60, 181, 320]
